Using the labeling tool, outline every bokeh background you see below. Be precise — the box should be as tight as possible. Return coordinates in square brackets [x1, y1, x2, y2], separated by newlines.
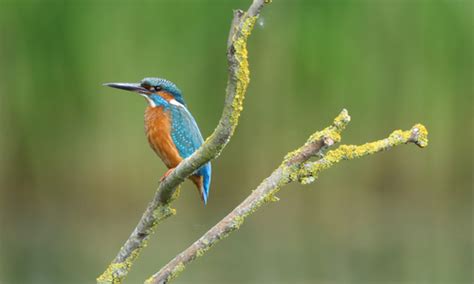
[0, 0, 472, 283]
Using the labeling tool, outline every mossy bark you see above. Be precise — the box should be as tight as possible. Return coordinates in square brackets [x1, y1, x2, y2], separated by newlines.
[145, 110, 428, 284]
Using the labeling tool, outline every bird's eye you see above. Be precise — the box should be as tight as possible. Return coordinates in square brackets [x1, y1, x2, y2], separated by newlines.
[154, 86, 162, 92]
[141, 83, 152, 90]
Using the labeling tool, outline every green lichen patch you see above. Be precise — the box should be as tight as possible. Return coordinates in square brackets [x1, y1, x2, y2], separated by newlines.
[97, 204, 178, 283]
[265, 192, 280, 202]
[145, 262, 186, 284]
[153, 205, 176, 222]
[97, 249, 141, 284]
[332, 108, 351, 130]
[97, 262, 125, 284]
[233, 215, 245, 229]
[168, 262, 186, 282]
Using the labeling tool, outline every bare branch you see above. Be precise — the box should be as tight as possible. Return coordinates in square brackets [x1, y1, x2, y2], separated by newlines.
[145, 111, 428, 284]
[97, 0, 270, 283]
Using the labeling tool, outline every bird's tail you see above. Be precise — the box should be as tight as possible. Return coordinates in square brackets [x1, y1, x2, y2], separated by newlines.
[190, 162, 212, 205]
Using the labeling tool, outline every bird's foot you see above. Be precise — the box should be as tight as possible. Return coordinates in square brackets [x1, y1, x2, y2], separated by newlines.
[160, 168, 175, 182]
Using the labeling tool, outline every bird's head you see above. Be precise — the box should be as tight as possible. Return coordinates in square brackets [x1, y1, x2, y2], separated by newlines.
[104, 77, 186, 107]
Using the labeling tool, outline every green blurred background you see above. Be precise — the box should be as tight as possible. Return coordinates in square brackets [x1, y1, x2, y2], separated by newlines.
[0, 0, 472, 283]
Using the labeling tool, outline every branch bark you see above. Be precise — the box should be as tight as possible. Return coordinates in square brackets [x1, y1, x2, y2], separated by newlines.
[145, 111, 428, 284]
[98, 0, 429, 283]
[97, 1, 270, 283]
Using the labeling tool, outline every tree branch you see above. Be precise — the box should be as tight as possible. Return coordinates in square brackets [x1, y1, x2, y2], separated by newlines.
[97, 0, 270, 283]
[295, 124, 428, 185]
[145, 110, 428, 284]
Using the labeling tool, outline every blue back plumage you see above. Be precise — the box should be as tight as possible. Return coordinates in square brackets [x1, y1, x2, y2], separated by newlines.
[107, 77, 211, 203]
[169, 102, 212, 204]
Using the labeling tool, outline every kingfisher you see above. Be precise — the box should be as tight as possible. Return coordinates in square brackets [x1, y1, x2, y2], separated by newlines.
[105, 78, 212, 204]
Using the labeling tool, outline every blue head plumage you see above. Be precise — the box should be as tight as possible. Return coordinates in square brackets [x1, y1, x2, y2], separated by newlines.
[140, 77, 186, 106]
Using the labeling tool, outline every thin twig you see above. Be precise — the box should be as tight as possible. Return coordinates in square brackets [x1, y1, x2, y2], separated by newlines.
[145, 111, 428, 284]
[97, 1, 270, 283]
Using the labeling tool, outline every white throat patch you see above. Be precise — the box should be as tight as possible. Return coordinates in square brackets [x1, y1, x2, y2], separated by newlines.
[140, 94, 156, 107]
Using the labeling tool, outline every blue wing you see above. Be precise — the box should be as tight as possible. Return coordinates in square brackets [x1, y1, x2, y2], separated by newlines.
[170, 104, 212, 204]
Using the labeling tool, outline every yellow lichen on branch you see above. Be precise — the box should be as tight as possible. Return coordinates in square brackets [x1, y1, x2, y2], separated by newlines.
[230, 15, 257, 126]
[145, 262, 185, 284]
[144, 108, 429, 284]
[97, 204, 176, 284]
[306, 109, 350, 143]
[296, 124, 429, 184]
[411, 124, 429, 148]
[97, 0, 431, 281]
[284, 109, 351, 166]
[97, 3, 265, 284]
[97, 250, 140, 284]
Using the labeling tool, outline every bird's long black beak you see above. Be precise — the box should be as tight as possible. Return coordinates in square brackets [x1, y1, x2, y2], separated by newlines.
[103, 82, 150, 94]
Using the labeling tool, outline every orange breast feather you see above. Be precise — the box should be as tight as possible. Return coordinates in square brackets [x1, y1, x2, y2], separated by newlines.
[145, 106, 182, 168]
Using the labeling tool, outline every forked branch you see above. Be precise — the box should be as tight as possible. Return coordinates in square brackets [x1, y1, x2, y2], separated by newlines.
[98, 0, 429, 283]
[145, 110, 428, 284]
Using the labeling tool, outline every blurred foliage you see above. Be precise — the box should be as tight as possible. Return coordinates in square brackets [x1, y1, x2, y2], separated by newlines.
[0, 0, 472, 283]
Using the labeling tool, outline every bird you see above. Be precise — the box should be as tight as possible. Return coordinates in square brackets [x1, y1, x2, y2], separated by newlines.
[104, 78, 212, 204]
